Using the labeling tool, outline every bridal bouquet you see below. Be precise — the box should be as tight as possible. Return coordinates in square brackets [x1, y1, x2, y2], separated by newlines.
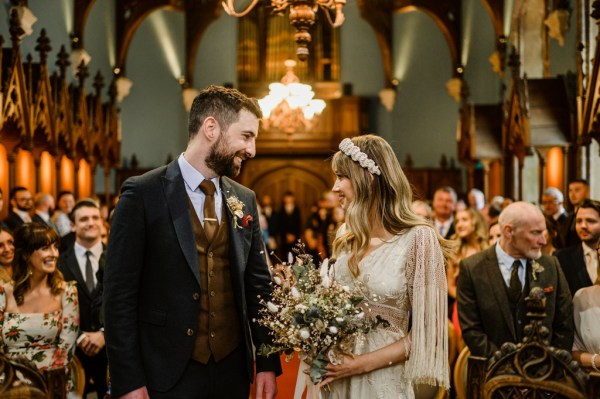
[257, 251, 387, 384]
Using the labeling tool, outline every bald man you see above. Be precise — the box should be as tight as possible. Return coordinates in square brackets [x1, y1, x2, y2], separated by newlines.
[457, 201, 573, 357]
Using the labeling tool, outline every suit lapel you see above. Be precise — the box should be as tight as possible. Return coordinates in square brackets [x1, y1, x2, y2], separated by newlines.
[221, 178, 244, 275]
[162, 161, 201, 287]
[575, 246, 594, 287]
[67, 249, 91, 300]
[484, 247, 517, 340]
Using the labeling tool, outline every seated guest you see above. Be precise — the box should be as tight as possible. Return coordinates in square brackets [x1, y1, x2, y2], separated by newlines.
[488, 222, 501, 246]
[3, 187, 33, 231]
[572, 271, 600, 370]
[53, 191, 76, 237]
[58, 200, 107, 397]
[0, 223, 79, 389]
[0, 226, 14, 283]
[432, 186, 457, 239]
[541, 187, 568, 248]
[457, 202, 573, 357]
[31, 193, 58, 231]
[555, 199, 600, 297]
[411, 200, 432, 221]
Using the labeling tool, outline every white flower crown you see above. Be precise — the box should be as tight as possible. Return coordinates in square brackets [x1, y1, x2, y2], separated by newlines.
[339, 138, 381, 176]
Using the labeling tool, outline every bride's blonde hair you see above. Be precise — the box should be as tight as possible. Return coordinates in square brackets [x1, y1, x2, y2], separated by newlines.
[331, 134, 452, 276]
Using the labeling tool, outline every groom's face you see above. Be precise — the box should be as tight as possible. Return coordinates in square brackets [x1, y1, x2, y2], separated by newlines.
[205, 109, 258, 178]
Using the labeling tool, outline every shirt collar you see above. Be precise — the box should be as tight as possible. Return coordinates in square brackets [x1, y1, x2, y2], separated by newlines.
[178, 154, 221, 195]
[496, 242, 526, 268]
[582, 242, 596, 256]
[13, 208, 31, 221]
[74, 241, 103, 259]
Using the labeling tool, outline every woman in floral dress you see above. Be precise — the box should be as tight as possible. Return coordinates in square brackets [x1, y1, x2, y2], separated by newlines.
[322, 135, 451, 398]
[0, 223, 79, 384]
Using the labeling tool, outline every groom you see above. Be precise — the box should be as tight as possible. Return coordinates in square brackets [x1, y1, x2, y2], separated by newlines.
[104, 85, 281, 398]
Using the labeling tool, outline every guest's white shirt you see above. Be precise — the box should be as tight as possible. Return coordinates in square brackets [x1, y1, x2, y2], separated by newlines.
[74, 241, 103, 288]
[434, 216, 453, 237]
[496, 243, 527, 290]
[53, 211, 72, 237]
[582, 242, 598, 284]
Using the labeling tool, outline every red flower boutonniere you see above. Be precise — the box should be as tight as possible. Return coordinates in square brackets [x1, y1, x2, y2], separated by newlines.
[242, 214, 253, 227]
[543, 286, 555, 293]
[226, 195, 253, 229]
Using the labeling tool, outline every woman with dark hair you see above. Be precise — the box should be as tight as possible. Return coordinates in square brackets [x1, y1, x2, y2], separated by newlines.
[0, 223, 79, 381]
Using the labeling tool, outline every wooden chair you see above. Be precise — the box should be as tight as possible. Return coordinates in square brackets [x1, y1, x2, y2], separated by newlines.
[70, 355, 86, 398]
[453, 346, 470, 399]
[0, 355, 47, 398]
[467, 287, 590, 399]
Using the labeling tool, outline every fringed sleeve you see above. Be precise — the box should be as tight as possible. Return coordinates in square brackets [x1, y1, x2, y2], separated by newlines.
[404, 226, 449, 389]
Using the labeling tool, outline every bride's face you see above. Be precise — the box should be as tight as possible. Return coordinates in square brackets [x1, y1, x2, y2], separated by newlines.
[332, 175, 355, 211]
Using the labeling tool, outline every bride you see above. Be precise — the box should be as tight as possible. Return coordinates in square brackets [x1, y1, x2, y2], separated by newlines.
[321, 135, 450, 398]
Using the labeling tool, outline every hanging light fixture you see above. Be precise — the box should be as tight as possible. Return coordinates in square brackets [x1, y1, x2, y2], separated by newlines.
[222, 0, 346, 61]
[258, 59, 326, 134]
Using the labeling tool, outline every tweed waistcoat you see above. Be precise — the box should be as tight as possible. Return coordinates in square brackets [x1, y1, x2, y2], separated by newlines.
[188, 200, 242, 363]
[506, 262, 531, 342]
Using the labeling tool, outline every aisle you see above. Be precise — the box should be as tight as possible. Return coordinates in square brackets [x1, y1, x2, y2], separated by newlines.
[250, 354, 307, 399]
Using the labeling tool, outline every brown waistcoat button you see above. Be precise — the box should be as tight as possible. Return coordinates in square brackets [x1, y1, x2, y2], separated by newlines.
[187, 328, 194, 336]
[193, 293, 200, 300]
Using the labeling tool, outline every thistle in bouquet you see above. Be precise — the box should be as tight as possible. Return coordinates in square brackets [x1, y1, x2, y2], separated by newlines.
[257, 248, 388, 384]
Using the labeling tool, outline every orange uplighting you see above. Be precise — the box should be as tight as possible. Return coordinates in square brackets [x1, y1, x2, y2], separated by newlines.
[78, 159, 91, 198]
[0, 145, 8, 220]
[40, 151, 56, 197]
[60, 156, 75, 192]
[15, 149, 35, 192]
[545, 147, 564, 189]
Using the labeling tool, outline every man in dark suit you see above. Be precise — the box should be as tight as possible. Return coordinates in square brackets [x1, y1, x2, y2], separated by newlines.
[31, 192, 58, 231]
[541, 186, 568, 248]
[3, 186, 33, 230]
[432, 186, 457, 239]
[560, 179, 590, 248]
[457, 201, 573, 357]
[104, 86, 281, 399]
[58, 199, 107, 397]
[555, 199, 600, 296]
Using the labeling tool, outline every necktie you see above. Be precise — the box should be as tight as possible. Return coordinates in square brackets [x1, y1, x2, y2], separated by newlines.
[199, 180, 218, 242]
[85, 250, 95, 293]
[509, 260, 522, 302]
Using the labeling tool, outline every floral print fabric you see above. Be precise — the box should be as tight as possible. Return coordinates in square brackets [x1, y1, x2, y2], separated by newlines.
[0, 281, 79, 373]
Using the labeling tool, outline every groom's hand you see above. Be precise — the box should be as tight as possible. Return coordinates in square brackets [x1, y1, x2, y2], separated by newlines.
[119, 386, 150, 399]
[254, 371, 277, 399]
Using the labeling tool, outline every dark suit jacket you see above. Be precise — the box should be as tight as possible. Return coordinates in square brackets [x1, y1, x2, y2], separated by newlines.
[58, 245, 105, 332]
[457, 246, 574, 357]
[3, 212, 26, 231]
[555, 245, 593, 297]
[31, 214, 58, 231]
[103, 161, 281, 397]
[560, 212, 581, 248]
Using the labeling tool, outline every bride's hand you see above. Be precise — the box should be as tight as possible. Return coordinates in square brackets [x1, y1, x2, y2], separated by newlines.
[320, 354, 368, 386]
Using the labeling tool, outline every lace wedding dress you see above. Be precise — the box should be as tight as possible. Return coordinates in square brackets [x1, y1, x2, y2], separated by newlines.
[324, 225, 449, 399]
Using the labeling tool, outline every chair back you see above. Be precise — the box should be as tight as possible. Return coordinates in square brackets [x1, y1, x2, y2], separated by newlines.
[0, 355, 47, 398]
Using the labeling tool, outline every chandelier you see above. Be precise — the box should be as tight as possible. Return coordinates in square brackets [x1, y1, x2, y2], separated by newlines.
[222, 0, 346, 61]
[258, 59, 326, 134]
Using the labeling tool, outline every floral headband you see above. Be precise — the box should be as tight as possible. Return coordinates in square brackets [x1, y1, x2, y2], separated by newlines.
[339, 138, 381, 176]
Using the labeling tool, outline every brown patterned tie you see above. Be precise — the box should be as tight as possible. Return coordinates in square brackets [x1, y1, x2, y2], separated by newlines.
[199, 179, 218, 242]
[509, 260, 522, 302]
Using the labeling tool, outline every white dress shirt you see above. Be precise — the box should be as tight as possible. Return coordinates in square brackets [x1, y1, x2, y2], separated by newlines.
[495, 243, 527, 290]
[74, 241, 103, 288]
[178, 154, 223, 226]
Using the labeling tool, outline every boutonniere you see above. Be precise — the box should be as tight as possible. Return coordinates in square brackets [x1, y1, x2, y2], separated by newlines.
[531, 259, 545, 281]
[226, 195, 253, 229]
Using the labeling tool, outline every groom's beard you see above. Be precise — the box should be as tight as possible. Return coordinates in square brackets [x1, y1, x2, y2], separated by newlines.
[205, 135, 245, 178]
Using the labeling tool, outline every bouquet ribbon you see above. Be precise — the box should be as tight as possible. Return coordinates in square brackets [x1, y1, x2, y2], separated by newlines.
[294, 360, 321, 399]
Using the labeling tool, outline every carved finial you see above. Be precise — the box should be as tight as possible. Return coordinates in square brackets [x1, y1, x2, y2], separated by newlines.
[9, 9, 25, 47]
[108, 79, 117, 104]
[35, 28, 51, 64]
[56, 45, 70, 77]
[76, 60, 89, 88]
[440, 154, 448, 169]
[592, 1, 600, 20]
[93, 71, 104, 96]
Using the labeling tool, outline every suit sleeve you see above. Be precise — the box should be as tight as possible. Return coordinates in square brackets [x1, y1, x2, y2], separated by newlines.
[457, 259, 498, 357]
[243, 192, 282, 376]
[550, 256, 574, 351]
[103, 178, 148, 396]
